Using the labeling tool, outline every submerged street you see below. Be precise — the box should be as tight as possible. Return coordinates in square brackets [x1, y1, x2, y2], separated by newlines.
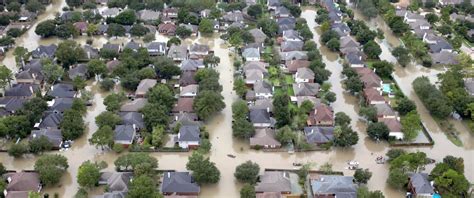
[0, 1, 472, 197]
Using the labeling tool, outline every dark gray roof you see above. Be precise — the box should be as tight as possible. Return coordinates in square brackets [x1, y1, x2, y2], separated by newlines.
[68, 64, 88, 80]
[23, 59, 43, 74]
[430, 52, 458, 65]
[250, 109, 271, 124]
[98, 24, 109, 34]
[277, 17, 296, 33]
[31, 44, 57, 59]
[48, 83, 75, 98]
[180, 59, 204, 71]
[50, 98, 74, 113]
[31, 128, 62, 147]
[428, 39, 453, 53]
[255, 171, 292, 193]
[293, 83, 320, 96]
[0, 97, 27, 113]
[102, 43, 120, 53]
[114, 125, 135, 142]
[249, 28, 268, 44]
[268, 0, 282, 6]
[409, 173, 434, 195]
[310, 175, 357, 197]
[345, 52, 364, 65]
[99, 172, 133, 192]
[4, 84, 39, 97]
[119, 112, 145, 129]
[304, 126, 334, 144]
[124, 41, 140, 50]
[169, 113, 201, 128]
[84, 45, 100, 59]
[161, 172, 200, 194]
[38, 112, 63, 129]
[254, 81, 272, 94]
[276, 6, 290, 16]
[178, 125, 200, 142]
[281, 41, 304, 52]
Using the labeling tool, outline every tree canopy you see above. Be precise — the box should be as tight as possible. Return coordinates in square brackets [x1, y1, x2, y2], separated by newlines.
[34, 154, 69, 186]
[186, 152, 220, 184]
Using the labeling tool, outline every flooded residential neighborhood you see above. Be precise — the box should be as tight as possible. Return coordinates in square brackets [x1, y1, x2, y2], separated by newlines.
[0, 0, 472, 198]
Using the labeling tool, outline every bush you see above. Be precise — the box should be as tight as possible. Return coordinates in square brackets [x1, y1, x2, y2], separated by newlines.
[100, 78, 115, 91]
[8, 143, 29, 158]
[113, 144, 125, 153]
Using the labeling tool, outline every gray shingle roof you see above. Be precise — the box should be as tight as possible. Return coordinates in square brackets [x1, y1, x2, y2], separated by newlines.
[249, 28, 268, 44]
[68, 64, 88, 80]
[304, 126, 334, 144]
[409, 173, 434, 194]
[99, 172, 133, 192]
[250, 109, 271, 124]
[31, 44, 57, 59]
[178, 125, 200, 142]
[281, 41, 304, 52]
[38, 112, 63, 129]
[50, 98, 74, 113]
[310, 175, 357, 197]
[293, 83, 320, 96]
[119, 112, 145, 129]
[48, 83, 75, 98]
[180, 59, 204, 71]
[0, 97, 27, 112]
[254, 81, 272, 94]
[31, 128, 62, 147]
[114, 125, 135, 142]
[5, 84, 39, 97]
[255, 171, 292, 193]
[161, 172, 200, 194]
[243, 48, 260, 59]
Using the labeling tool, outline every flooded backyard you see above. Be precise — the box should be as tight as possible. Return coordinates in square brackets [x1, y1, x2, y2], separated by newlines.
[0, 1, 472, 197]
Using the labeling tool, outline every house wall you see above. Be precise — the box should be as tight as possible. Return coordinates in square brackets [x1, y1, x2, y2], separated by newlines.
[389, 132, 404, 140]
[253, 123, 272, 128]
[179, 141, 199, 149]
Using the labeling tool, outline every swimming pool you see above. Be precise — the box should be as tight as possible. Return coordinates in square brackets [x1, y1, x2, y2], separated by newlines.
[382, 83, 392, 94]
[433, 193, 441, 198]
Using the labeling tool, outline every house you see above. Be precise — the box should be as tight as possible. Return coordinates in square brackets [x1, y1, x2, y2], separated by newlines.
[464, 78, 474, 96]
[430, 51, 458, 66]
[249, 28, 268, 44]
[106, 59, 120, 73]
[161, 172, 200, 196]
[255, 171, 302, 196]
[363, 88, 386, 105]
[245, 69, 264, 85]
[280, 51, 308, 62]
[277, 17, 296, 33]
[180, 23, 199, 37]
[331, 23, 351, 37]
[167, 44, 188, 62]
[304, 126, 334, 145]
[374, 103, 397, 119]
[135, 79, 157, 98]
[31, 128, 63, 148]
[119, 112, 145, 131]
[169, 112, 201, 129]
[281, 40, 304, 52]
[340, 36, 360, 50]
[31, 44, 57, 59]
[35, 112, 63, 129]
[275, 6, 291, 18]
[295, 96, 321, 107]
[439, 0, 463, 5]
[68, 64, 88, 80]
[138, 9, 161, 21]
[180, 59, 204, 71]
[250, 109, 272, 128]
[48, 98, 73, 114]
[158, 23, 177, 36]
[73, 21, 88, 35]
[179, 71, 197, 87]
[428, 39, 453, 53]
[354, 67, 382, 89]
[15, 69, 42, 84]
[254, 81, 273, 98]
[4, 84, 40, 98]
[309, 175, 357, 197]
[328, 11, 342, 24]
[48, 83, 75, 98]
[249, 98, 273, 113]
[408, 19, 431, 30]
[246, 90, 257, 101]
[267, 0, 281, 10]
[307, 104, 334, 126]
[250, 128, 281, 148]
[293, 82, 320, 96]
[102, 43, 121, 54]
[146, 42, 167, 56]
[243, 61, 268, 75]
[200, 9, 211, 18]
[295, 68, 315, 83]
[282, 30, 302, 41]
[97, 24, 109, 35]
[114, 124, 136, 146]
[408, 173, 435, 197]
[98, 172, 133, 194]
[172, 98, 194, 113]
[3, 171, 42, 197]
[180, 85, 199, 97]
[379, 117, 404, 140]
[345, 51, 364, 68]
[285, 60, 310, 73]
[243, 48, 260, 61]
[0, 97, 27, 116]
[22, 59, 43, 80]
[83, 45, 100, 60]
[188, 44, 210, 59]
[177, 125, 201, 149]
[120, 98, 148, 112]
[101, 8, 121, 18]
[222, 11, 244, 25]
[124, 40, 141, 51]
[404, 12, 424, 23]
[163, 8, 178, 19]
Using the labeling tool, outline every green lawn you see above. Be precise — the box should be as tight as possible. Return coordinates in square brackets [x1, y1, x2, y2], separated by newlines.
[285, 75, 294, 84]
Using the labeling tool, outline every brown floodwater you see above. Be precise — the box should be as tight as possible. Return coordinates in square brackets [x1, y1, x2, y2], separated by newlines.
[0, 2, 472, 197]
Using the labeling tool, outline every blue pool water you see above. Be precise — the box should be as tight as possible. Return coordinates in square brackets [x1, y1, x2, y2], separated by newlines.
[382, 84, 392, 93]
[433, 193, 441, 198]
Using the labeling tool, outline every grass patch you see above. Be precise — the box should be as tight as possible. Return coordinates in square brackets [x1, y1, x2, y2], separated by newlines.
[285, 75, 294, 84]
[435, 118, 464, 147]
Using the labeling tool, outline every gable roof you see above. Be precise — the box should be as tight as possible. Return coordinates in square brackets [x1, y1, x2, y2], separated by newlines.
[243, 61, 268, 74]
[180, 59, 204, 71]
[99, 172, 133, 192]
[243, 48, 260, 59]
[254, 81, 272, 94]
[363, 88, 385, 103]
[180, 84, 199, 96]
[374, 103, 396, 117]
[119, 112, 145, 129]
[5, 84, 40, 97]
[409, 173, 434, 195]
[172, 98, 194, 113]
[31, 44, 57, 58]
[48, 83, 75, 98]
[31, 128, 63, 147]
[5, 171, 41, 192]
[281, 41, 304, 52]
[179, 71, 197, 86]
[250, 128, 281, 147]
[280, 51, 308, 61]
[167, 44, 188, 60]
[170, 112, 201, 128]
[304, 126, 335, 144]
[255, 171, 292, 193]
[308, 105, 333, 125]
[38, 112, 63, 129]
[293, 83, 320, 96]
[378, 118, 402, 132]
[296, 67, 314, 80]
[0, 97, 27, 113]
[245, 69, 264, 82]
[354, 68, 381, 89]
[250, 109, 271, 124]
[114, 125, 135, 142]
[120, 98, 148, 112]
[161, 172, 200, 194]
[68, 64, 88, 80]
[135, 79, 157, 96]
[249, 28, 268, 44]
[340, 36, 360, 49]
[178, 125, 200, 142]
[311, 175, 357, 197]
[285, 60, 310, 73]
[138, 9, 161, 21]
[249, 98, 273, 112]
[49, 98, 74, 112]
[282, 30, 302, 41]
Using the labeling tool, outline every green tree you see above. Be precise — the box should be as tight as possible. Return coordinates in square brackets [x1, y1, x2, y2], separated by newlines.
[400, 111, 421, 140]
[127, 175, 160, 198]
[232, 118, 255, 139]
[167, 37, 181, 47]
[35, 20, 56, 37]
[154, 56, 180, 79]
[0, 65, 12, 89]
[372, 61, 394, 79]
[13, 47, 29, 67]
[95, 111, 121, 128]
[7, 28, 22, 38]
[326, 38, 340, 52]
[354, 168, 372, 184]
[77, 161, 101, 188]
[186, 152, 220, 184]
[114, 9, 136, 25]
[234, 161, 260, 184]
[363, 40, 382, 59]
[357, 0, 377, 18]
[193, 90, 225, 121]
[367, 122, 389, 141]
[394, 97, 416, 116]
[386, 149, 407, 161]
[6, 2, 20, 12]
[114, 153, 158, 171]
[61, 109, 85, 140]
[130, 24, 149, 37]
[434, 169, 469, 197]
[273, 93, 291, 127]
[75, 188, 89, 198]
[55, 23, 78, 39]
[141, 103, 170, 131]
[66, 0, 82, 7]
[234, 78, 247, 97]
[175, 26, 192, 38]
[29, 136, 53, 154]
[8, 143, 29, 158]
[56, 40, 85, 67]
[333, 125, 359, 147]
[345, 76, 364, 94]
[73, 76, 87, 91]
[387, 168, 408, 189]
[1, 115, 31, 138]
[107, 23, 126, 37]
[257, 18, 278, 37]
[359, 106, 377, 122]
[199, 19, 214, 36]
[357, 186, 385, 198]
[87, 59, 107, 77]
[34, 154, 69, 186]
[442, 155, 464, 173]
[89, 126, 114, 150]
[276, 126, 296, 145]
[147, 84, 175, 108]
[335, 112, 351, 127]
[103, 92, 126, 112]
[151, 125, 165, 147]
[240, 183, 256, 198]
[42, 61, 64, 84]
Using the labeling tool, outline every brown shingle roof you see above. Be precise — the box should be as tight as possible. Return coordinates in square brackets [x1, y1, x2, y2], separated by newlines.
[172, 98, 194, 113]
